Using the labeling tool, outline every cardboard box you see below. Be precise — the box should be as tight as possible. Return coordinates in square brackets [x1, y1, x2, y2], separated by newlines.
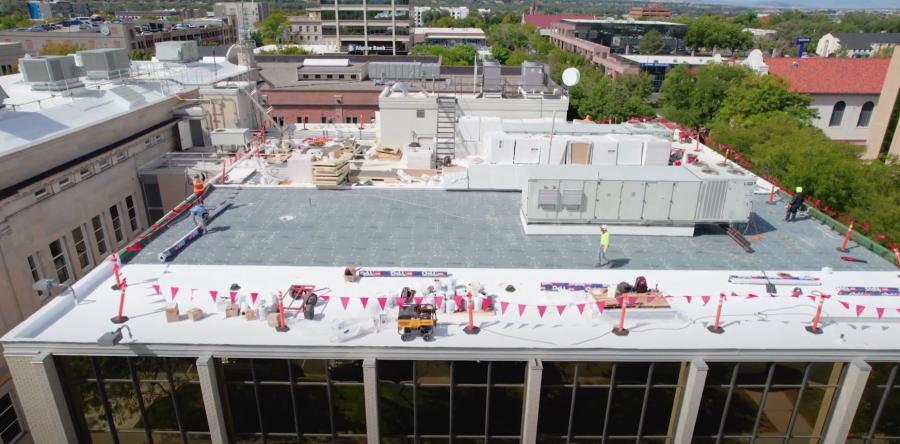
[266, 313, 280, 328]
[187, 307, 203, 321]
[225, 303, 240, 318]
[246, 308, 257, 321]
[165, 303, 180, 323]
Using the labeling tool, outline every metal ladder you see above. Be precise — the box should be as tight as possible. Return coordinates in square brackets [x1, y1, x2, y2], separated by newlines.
[435, 96, 458, 168]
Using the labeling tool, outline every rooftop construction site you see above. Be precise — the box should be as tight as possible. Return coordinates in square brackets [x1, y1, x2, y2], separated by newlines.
[1, 39, 899, 444]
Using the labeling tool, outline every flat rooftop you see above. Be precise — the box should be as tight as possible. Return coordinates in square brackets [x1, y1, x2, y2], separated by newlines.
[126, 187, 894, 272]
[0, 56, 249, 156]
[619, 54, 728, 65]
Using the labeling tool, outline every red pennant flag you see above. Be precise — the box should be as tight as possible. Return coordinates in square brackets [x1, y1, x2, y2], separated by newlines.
[896, 308, 900, 315]
[685, 295, 693, 304]
[838, 300, 850, 310]
[537, 305, 547, 318]
[792, 289, 801, 298]
[876, 307, 885, 319]
[701, 295, 711, 306]
[209, 290, 218, 303]
[746, 293, 758, 299]
[556, 305, 567, 315]
[320, 295, 330, 301]
[807, 295, 816, 302]
[170, 287, 179, 301]
[646, 296, 656, 305]
[454, 295, 463, 311]
[377, 297, 387, 310]
[152, 284, 161, 295]
[229, 291, 237, 304]
[481, 298, 491, 311]
[627, 296, 638, 307]
[730, 292, 738, 298]
[340, 297, 350, 309]
[855, 305, 865, 317]
[433, 296, 443, 310]
[250, 292, 259, 304]
[360, 297, 369, 309]
[576, 303, 586, 314]
[595, 301, 605, 313]
[500, 301, 509, 315]
[615, 296, 624, 306]
[517, 304, 527, 316]
[414, 296, 423, 306]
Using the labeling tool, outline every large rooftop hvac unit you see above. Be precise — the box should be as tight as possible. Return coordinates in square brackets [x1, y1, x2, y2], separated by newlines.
[0, 85, 7, 109]
[19, 56, 84, 91]
[482, 60, 502, 95]
[520, 61, 545, 93]
[156, 41, 201, 64]
[79, 48, 131, 80]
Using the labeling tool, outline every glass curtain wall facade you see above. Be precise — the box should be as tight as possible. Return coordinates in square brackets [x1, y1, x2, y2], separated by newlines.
[219, 358, 367, 442]
[57, 356, 211, 443]
[47, 355, 900, 444]
[377, 360, 526, 442]
[692, 362, 843, 443]
[848, 362, 900, 443]
[537, 362, 685, 442]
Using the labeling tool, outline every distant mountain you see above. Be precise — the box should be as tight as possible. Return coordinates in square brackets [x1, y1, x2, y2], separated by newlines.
[688, 0, 899, 8]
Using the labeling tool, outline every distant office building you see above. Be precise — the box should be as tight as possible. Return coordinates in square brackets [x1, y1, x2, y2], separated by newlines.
[412, 27, 486, 49]
[553, 19, 687, 55]
[0, 42, 25, 74]
[26, 1, 91, 20]
[628, 3, 672, 19]
[0, 20, 237, 54]
[816, 32, 900, 57]
[413, 6, 470, 26]
[312, 0, 413, 55]
[288, 14, 326, 44]
[521, 14, 593, 36]
[214, 2, 270, 40]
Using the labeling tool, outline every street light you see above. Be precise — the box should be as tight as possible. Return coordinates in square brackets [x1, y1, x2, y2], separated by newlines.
[32, 278, 77, 304]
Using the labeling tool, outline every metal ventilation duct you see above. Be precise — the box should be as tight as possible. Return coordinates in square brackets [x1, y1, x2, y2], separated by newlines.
[79, 48, 131, 80]
[19, 56, 84, 91]
[156, 41, 201, 64]
[482, 60, 502, 93]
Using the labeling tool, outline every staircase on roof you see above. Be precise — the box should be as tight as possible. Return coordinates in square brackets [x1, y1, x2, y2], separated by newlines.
[435, 95, 457, 168]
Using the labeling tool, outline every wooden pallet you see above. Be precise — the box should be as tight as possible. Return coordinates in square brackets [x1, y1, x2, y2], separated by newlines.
[313, 159, 349, 186]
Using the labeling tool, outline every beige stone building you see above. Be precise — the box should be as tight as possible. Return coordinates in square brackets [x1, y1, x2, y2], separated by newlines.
[0, 45, 256, 441]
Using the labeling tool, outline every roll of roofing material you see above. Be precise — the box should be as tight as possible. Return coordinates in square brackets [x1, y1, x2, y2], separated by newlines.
[157, 200, 232, 262]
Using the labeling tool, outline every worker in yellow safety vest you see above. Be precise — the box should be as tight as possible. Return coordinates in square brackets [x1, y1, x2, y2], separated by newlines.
[597, 225, 610, 267]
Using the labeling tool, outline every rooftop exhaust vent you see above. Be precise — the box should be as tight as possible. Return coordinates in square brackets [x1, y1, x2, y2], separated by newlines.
[19, 56, 84, 91]
[156, 41, 201, 64]
[78, 48, 131, 80]
[482, 60, 502, 94]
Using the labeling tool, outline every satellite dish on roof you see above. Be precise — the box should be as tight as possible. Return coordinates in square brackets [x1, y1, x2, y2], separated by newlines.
[562, 67, 580, 87]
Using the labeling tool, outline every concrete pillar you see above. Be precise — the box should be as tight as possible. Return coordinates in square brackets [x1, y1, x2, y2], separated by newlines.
[672, 358, 709, 444]
[363, 358, 379, 444]
[196, 355, 229, 444]
[521, 358, 543, 444]
[5, 352, 77, 443]
[822, 359, 872, 444]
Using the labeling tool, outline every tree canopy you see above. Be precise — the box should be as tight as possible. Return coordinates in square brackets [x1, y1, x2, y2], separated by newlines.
[638, 29, 665, 55]
[39, 41, 86, 56]
[685, 16, 752, 53]
[410, 44, 477, 66]
[256, 12, 289, 45]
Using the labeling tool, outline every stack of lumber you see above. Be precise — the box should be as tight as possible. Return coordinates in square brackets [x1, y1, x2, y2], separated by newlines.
[373, 147, 402, 161]
[590, 288, 669, 309]
[312, 159, 350, 186]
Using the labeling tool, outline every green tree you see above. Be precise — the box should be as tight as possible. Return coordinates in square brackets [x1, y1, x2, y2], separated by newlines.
[39, 41, 86, 56]
[257, 12, 288, 44]
[732, 10, 760, 27]
[504, 49, 528, 66]
[433, 16, 454, 28]
[249, 30, 264, 47]
[129, 49, 153, 60]
[0, 12, 32, 30]
[490, 45, 510, 64]
[409, 44, 477, 66]
[638, 29, 665, 54]
[489, 23, 530, 51]
[659, 64, 750, 128]
[685, 16, 752, 53]
[716, 75, 816, 126]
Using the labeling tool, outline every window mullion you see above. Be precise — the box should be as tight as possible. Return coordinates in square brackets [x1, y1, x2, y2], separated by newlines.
[565, 364, 580, 444]
[287, 361, 302, 441]
[716, 363, 741, 444]
[126, 357, 154, 444]
[865, 363, 899, 443]
[484, 362, 492, 443]
[601, 362, 617, 443]
[91, 357, 121, 444]
[635, 362, 655, 441]
[750, 363, 777, 443]
[783, 363, 813, 442]
[165, 358, 188, 444]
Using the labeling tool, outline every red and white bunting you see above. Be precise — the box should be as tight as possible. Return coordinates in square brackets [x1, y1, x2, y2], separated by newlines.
[595, 301, 605, 313]
[209, 290, 218, 303]
[229, 291, 237, 304]
[517, 304, 527, 316]
[556, 305, 567, 316]
[701, 295, 711, 306]
[876, 307, 885, 319]
[377, 297, 387, 310]
[500, 301, 509, 315]
[685, 295, 693, 304]
[170, 287, 179, 301]
[536, 305, 547, 318]
[855, 305, 865, 317]
[576, 303, 586, 314]
[340, 297, 350, 309]
[151, 284, 161, 295]
[360, 297, 369, 309]
[250, 292, 259, 304]
[433, 296, 443, 310]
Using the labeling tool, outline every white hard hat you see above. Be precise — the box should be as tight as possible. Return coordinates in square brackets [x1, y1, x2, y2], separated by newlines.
[601, 224, 608, 230]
